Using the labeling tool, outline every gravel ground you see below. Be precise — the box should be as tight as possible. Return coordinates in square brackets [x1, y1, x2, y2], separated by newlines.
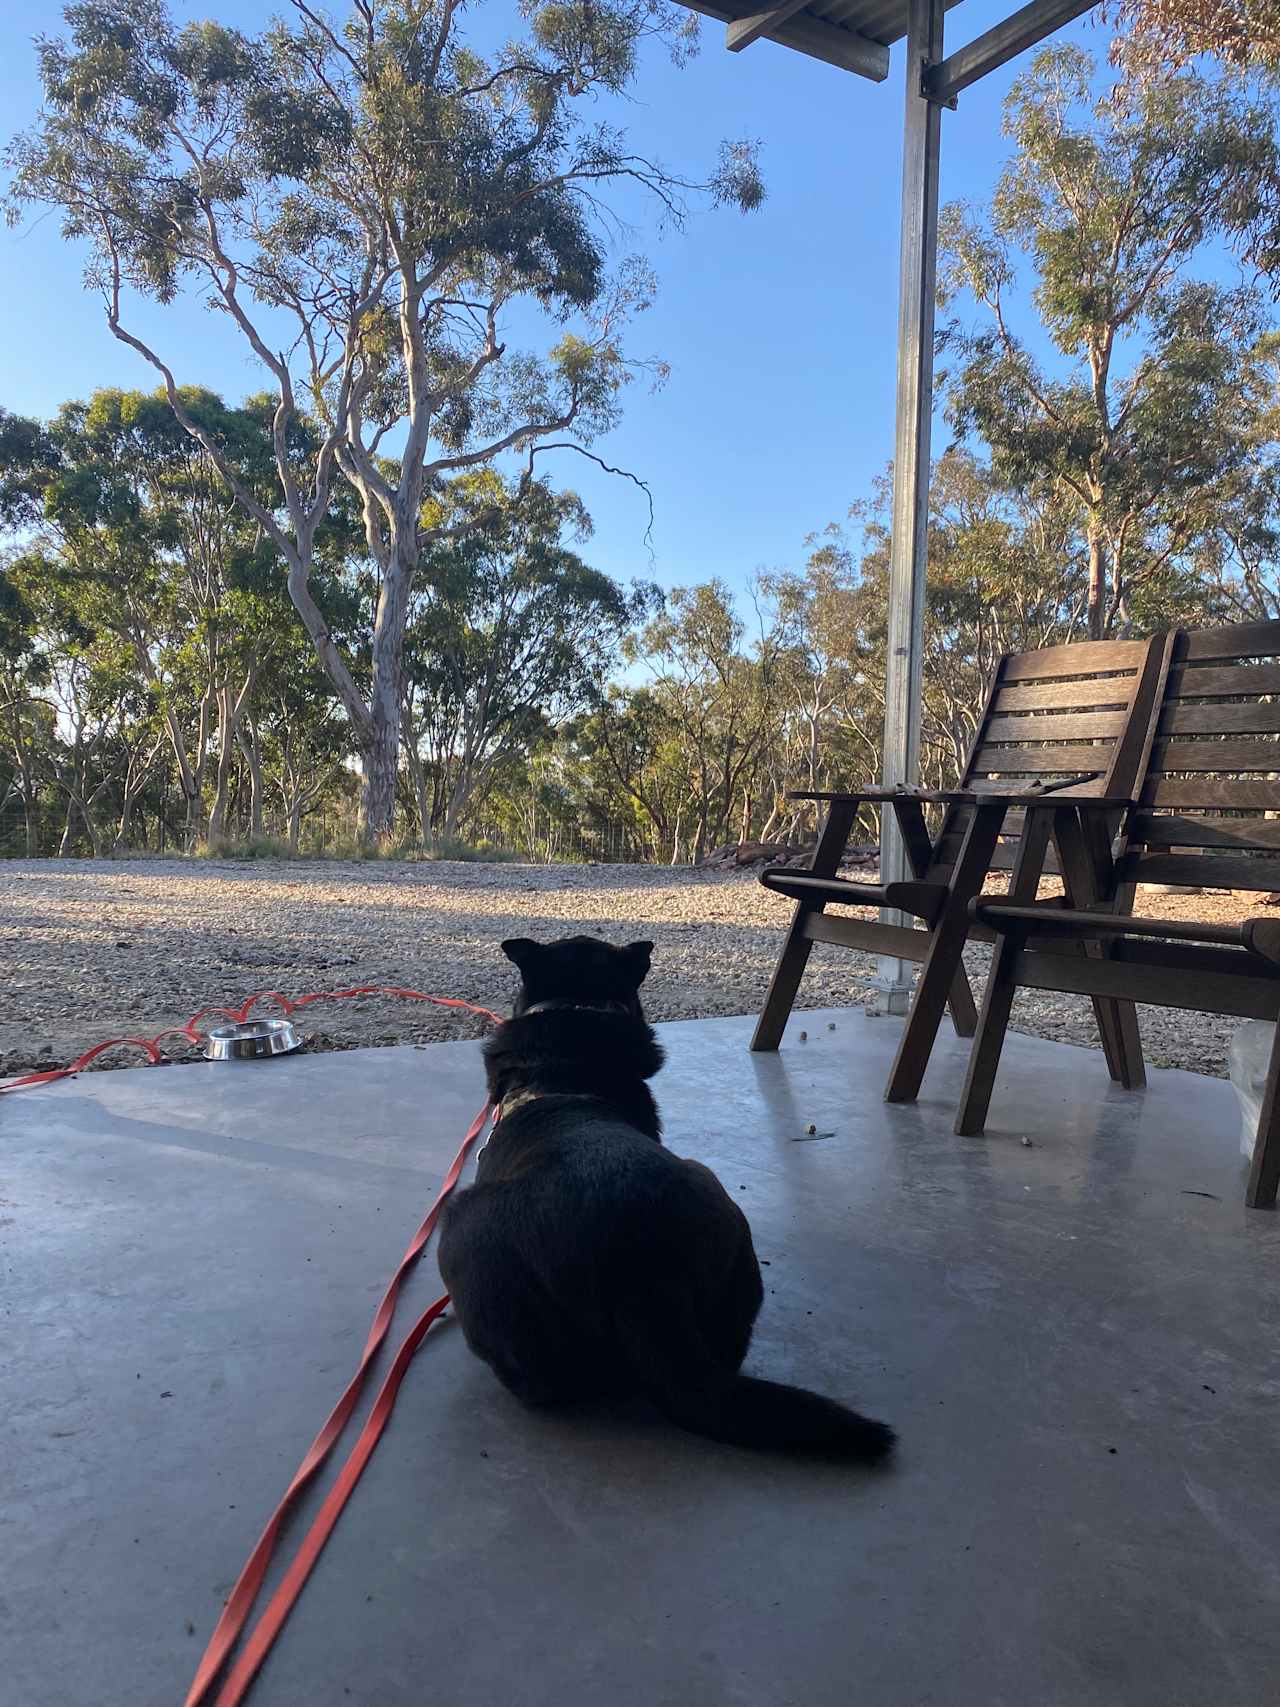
[0, 856, 1268, 1082]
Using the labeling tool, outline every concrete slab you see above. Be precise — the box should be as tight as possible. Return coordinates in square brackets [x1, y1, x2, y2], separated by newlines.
[3, 1011, 1278, 1707]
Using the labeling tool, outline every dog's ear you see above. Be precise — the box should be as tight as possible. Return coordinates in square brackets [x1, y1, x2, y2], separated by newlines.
[623, 940, 654, 985]
[500, 938, 541, 977]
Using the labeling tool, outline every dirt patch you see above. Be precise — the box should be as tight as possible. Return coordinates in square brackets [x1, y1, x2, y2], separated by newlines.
[0, 856, 1265, 1080]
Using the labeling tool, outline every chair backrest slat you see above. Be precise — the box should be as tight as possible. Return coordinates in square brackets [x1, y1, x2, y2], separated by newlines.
[998, 638, 1150, 680]
[1164, 664, 1280, 701]
[1120, 620, 1280, 896]
[1183, 620, 1280, 661]
[1149, 737, 1280, 772]
[984, 710, 1128, 743]
[1131, 811, 1280, 850]
[1130, 851, 1280, 891]
[971, 743, 1127, 776]
[993, 675, 1140, 712]
[1147, 778, 1276, 810]
[1160, 701, 1280, 736]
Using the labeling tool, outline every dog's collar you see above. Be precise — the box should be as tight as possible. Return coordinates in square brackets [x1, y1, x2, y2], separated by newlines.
[491, 1086, 612, 1125]
[518, 999, 634, 1018]
[493, 1086, 545, 1123]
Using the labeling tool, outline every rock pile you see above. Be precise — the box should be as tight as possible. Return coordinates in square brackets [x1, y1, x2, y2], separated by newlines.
[698, 840, 879, 872]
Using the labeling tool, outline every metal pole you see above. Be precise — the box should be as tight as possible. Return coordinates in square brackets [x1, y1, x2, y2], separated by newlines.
[872, 0, 946, 1015]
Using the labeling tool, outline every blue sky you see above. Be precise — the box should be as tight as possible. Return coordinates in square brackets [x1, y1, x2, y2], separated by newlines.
[0, 1, 1106, 598]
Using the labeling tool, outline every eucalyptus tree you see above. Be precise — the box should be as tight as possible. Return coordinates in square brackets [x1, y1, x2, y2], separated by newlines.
[8, 0, 761, 839]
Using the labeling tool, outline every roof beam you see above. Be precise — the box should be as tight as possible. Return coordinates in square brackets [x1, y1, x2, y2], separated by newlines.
[924, 0, 1096, 104]
[760, 12, 890, 78]
[681, 2, 890, 81]
[726, 1, 812, 51]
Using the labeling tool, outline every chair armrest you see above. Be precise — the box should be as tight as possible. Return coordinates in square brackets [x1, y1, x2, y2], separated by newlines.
[787, 787, 987, 804]
[970, 900, 1131, 934]
[1243, 919, 1280, 964]
[786, 787, 921, 804]
[972, 901, 1280, 962]
[788, 788, 1137, 810]
[931, 791, 1136, 810]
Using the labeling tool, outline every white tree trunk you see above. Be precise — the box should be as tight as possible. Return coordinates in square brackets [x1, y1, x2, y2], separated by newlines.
[359, 552, 412, 842]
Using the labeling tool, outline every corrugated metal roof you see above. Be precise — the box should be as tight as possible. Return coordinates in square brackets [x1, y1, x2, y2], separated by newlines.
[808, 0, 915, 47]
[815, 0, 970, 45]
[678, 0, 968, 80]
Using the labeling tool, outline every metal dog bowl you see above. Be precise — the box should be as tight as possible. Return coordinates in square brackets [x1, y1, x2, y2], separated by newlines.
[204, 1018, 303, 1061]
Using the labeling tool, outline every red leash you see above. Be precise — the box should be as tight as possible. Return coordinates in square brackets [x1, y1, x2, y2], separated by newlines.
[2, 985, 502, 1705]
[188, 1092, 494, 1707]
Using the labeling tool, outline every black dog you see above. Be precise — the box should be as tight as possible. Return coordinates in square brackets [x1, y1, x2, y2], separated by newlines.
[437, 935, 894, 1461]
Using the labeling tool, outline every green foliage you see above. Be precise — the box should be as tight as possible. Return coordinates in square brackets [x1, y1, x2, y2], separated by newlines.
[196, 833, 297, 861]
[1107, 0, 1280, 85]
[403, 467, 652, 836]
[569, 578, 789, 860]
[413, 836, 520, 863]
[0, 384, 358, 856]
[940, 46, 1280, 637]
[262, 831, 517, 863]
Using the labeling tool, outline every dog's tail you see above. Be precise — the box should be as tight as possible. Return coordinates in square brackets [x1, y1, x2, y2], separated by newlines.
[655, 1371, 895, 1461]
[616, 1295, 894, 1463]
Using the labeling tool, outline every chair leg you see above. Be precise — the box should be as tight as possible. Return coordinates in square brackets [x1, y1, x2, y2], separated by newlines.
[954, 934, 1022, 1136]
[883, 804, 1008, 1104]
[1052, 813, 1146, 1089]
[953, 804, 1054, 1135]
[751, 903, 815, 1052]
[1091, 996, 1146, 1089]
[884, 926, 971, 1102]
[751, 797, 857, 1053]
[1095, 881, 1146, 1089]
[1245, 1022, 1280, 1210]
[1113, 1001, 1146, 1088]
[948, 963, 978, 1037]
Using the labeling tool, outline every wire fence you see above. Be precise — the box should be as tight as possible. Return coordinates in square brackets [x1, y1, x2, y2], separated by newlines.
[0, 800, 184, 859]
[0, 800, 653, 864]
[465, 812, 650, 865]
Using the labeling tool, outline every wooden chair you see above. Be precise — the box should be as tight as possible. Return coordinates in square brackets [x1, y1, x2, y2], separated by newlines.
[956, 618, 1280, 1208]
[752, 635, 1171, 1105]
